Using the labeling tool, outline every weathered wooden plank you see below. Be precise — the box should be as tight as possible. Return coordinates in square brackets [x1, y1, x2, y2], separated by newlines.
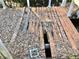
[58, 7, 79, 41]
[57, 7, 79, 54]
[46, 7, 63, 58]
[39, 24, 46, 59]
[28, 21, 34, 32]
[53, 7, 78, 56]
[10, 7, 25, 43]
[55, 7, 78, 50]
[1, 7, 79, 59]
[47, 32, 56, 59]
[61, 7, 79, 43]
[44, 8, 57, 59]
[50, 7, 71, 58]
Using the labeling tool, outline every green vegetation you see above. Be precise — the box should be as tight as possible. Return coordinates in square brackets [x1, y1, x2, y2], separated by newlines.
[68, 54, 79, 59]
[5, 0, 72, 7]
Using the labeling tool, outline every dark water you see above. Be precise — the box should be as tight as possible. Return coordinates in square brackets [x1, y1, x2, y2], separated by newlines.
[70, 18, 79, 32]
[43, 32, 52, 58]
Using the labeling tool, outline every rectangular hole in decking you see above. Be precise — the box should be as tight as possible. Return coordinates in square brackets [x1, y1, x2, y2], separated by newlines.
[70, 18, 79, 32]
[27, 22, 29, 30]
[44, 31, 49, 44]
[43, 31, 52, 58]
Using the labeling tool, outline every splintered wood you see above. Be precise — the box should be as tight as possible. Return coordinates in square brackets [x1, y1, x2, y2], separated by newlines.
[0, 7, 79, 59]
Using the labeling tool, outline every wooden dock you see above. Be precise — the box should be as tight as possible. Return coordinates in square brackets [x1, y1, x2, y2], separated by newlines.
[0, 7, 79, 59]
[30, 7, 79, 58]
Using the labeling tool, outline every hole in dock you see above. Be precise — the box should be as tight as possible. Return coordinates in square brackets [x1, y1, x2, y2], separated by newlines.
[44, 31, 49, 44]
[27, 22, 29, 30]
[43, 31, 52, 58]
[70, 18, 79, 32]
[45, 47, 52, 58]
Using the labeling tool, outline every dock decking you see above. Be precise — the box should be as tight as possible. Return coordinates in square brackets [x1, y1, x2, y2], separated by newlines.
[0, 7, 79, 59]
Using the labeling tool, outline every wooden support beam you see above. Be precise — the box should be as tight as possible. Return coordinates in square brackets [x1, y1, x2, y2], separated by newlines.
[61, 0, 67, 7]
[67, 1, 75, 17]
[48, 0, 52, 8]
[27, 0, 30, 7]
